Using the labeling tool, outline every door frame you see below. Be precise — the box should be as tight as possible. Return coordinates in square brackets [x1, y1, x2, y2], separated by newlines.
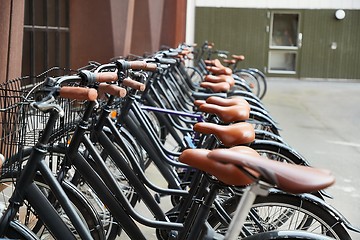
[265, 10, 303, 78]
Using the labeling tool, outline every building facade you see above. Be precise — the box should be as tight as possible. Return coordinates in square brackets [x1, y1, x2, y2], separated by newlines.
[0, 0, 187, 83]
[190, 0, 360, 79]
[2, 0, 360, 82]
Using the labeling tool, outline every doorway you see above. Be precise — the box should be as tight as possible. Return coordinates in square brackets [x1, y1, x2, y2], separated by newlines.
[267, 12, 301, 75]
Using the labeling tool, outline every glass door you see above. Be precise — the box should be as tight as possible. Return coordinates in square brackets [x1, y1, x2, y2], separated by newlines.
[268, 12, 301, 75]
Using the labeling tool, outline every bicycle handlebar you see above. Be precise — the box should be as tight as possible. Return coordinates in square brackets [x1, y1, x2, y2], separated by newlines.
[95, 72, 118, 83]
[129, 61, 158, 71]
[116, 60, 158, 72]
[79, 70, 118, 84]
[98, 83, 127, 97]
[59, 87, 98, 101]
[123, 77, 145, 91]
[31, 86, 98, 116]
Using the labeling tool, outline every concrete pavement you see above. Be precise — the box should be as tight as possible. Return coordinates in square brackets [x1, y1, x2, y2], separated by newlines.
[263, 78, 360, 238]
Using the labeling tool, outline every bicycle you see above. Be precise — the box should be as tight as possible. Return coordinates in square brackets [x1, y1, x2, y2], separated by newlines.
[1, 55, 357, 240]
[176, 146, 340, 239]
[193, 41, 267, 100]
[0, 76, 101, 239]
[82, 57, 356, 239]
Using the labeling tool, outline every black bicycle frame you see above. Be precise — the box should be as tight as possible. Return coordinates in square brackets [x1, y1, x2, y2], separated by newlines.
[0, 109, 92, 240]
[64, 99, 199, 239]
[62, 90, 239, 239]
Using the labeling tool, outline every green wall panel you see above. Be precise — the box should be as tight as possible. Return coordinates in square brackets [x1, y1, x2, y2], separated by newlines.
[300, 10, 360, 79]
[195, 7, 268, 71]
[195, 7, 360, 79]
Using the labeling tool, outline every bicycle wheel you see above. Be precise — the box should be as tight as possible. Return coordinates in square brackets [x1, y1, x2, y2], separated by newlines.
[48, 123, 142, 239]
[249, 140, 310, 166]
[248, 68, 267, 100]
[143, 94, 171, 147]
[233, 70, 261, 98]
[185, 66, 204, 87]
[1, 145, 127, 240]
[241, 230, 338, 240]
[209, 192, 351, 240]
[4, 221, 39, 240]
[254, 130, 287, 145]
[247, 112, 280, 137]
[0, 173, 105, 240]
[62, 138, 140, 239]
[51, 128, 141, 206]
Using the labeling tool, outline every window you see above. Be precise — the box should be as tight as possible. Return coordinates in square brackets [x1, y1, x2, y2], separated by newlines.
[270, 13, 299, 48]
[268, 12, 301, 74]
[22, 0, 70, 82]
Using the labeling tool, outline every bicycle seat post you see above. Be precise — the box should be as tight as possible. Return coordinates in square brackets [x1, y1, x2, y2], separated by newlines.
[224, 182, 270, 240]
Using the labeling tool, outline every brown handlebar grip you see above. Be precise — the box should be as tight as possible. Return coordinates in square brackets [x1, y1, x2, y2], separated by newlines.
[129, 61, 147, 70]
[95, 72, 118, 83]
[223, 59, 236, 64]
[60, 87, 98, 101]
[232, 54, 245, 61]
[122, 78, 146, 91]
[145, 63, 158, 71]
[129, 61, 158, 71]
[98, 83, 127, 97]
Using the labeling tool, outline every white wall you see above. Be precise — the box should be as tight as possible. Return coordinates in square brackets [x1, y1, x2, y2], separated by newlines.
[186, 0, 196, 45]
[195, 0, 360, 9]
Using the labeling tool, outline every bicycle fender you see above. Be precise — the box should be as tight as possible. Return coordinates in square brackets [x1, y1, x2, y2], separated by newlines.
[249, 140, 311, 166]
[241, 230, 336, 240]
[269, 189, 360, 234]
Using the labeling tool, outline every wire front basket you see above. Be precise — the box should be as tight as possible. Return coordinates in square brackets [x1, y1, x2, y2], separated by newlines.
[0, 78, 30, 161]
[0, 69, 87, 177]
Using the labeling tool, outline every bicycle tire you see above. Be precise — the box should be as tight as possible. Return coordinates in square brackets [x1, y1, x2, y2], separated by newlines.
[249, 140, 310, 166]
[254, 129, 287, 145]
[4, 221, 39, 240]
[0, 173, 105, 240]
[248, 68, 268, 100]
[233, 69, 261, 98]
[97, 131, 141, 207]
[142, 95, 171, 147]
[247, 112, 280, 137]
[208, 192, 351, 240]
[241, 230, 338, 240]
[1, 146, 124, 240]
[59, 140, 138, 240]
[185, 66, 204, 87]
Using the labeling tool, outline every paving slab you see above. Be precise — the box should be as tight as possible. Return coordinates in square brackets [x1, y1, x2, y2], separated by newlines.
[263, 78, 360, 238]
